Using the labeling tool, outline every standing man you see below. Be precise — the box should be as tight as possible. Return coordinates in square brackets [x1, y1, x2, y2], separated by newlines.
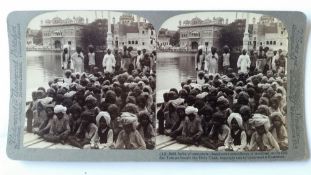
[142, 49, 151, 74]
[136, 50, 143, 71]
[88, 45, 96, 73]
[61, 47, 73, 71]
[71, 46, 84, 73]
[102, 49, 116, 74]
[222, 45, 230, 74]
[237, 49, 251, 73]
[271, 50, 279, 73]
[256, 46, 266, 71]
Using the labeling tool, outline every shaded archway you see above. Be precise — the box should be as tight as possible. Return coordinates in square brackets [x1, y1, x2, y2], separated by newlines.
[54, 40, 61, 49]
[191, 41, 198, 50]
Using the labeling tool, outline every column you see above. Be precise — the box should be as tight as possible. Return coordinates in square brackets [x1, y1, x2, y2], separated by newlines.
[243, 13, 250, 51]
[106, 11, 113, 50]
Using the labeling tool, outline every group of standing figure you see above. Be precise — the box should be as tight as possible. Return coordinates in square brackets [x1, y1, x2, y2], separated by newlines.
[61, 45, 156, 76]
[196, 45, 287, 75]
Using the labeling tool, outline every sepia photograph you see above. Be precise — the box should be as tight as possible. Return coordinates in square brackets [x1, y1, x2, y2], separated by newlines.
[156, 12, 288, 151]
[24, 11, 157, 150]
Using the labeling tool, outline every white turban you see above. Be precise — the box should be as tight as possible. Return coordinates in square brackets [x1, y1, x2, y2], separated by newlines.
[185, 106, 198, 115]
[64, 91, 76, 98]
[249, 113, 270, 132]
[39, 97, 53, 106]
[96, 111, 111, 126]
[196, 92, 208, 99]
[54, 105, 67, 114]
[227, 113, 243, 129]
[120, 112, 138, 125]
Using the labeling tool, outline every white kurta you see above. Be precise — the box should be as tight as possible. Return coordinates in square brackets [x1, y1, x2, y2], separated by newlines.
[205, 53, 218, 74]
[102, 54, 116, 73]
[88, 52, 96, 66]
[237, 54, 251, 73]
[136, 54, 143, 70]
[71, 52, 84, 73]
[223, 53, 230, 67]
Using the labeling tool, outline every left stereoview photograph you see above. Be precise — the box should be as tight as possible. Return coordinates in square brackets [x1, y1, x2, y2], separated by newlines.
[24, 11, 157, 150]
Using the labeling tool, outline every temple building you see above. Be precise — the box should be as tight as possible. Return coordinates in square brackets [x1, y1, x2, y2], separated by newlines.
[112, 13, 156, 51]
[178, 17, 228, 50]
[248, 16, 288, 52]
[41, 17, 87, 50]
[157, 28, 177, 49]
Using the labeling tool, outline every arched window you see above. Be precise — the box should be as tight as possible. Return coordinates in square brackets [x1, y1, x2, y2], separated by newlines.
[135, 41, 138, 44]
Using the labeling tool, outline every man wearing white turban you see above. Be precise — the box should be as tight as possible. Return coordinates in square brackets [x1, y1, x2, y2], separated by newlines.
[248, 114, 280, 151]
[43, 105, 70, 144]
[115, 112, 146, 149]
[176, 106, 203, 146]
[86, 112, 114, 149]
[219, 113, 247, 151]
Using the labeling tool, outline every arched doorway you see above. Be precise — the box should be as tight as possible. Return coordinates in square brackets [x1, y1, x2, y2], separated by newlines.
[191, 41, 198, 50]
[54, 40, 61, 49]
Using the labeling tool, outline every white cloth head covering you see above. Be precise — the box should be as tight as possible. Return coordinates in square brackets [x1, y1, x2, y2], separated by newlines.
[96, 111, 111, 126]
[249, 113, 270, 132]
[54, 105, 67, 114]
[227, 113, 243, 129]
[120, 112, 138, 125]
[39, 97, 53, 106]
[196, 92, 208, 99]
[64, 91, 76, 98]
[185, 106, 198, 115]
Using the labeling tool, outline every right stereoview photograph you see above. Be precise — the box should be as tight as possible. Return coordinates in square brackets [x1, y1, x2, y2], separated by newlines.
[156, 12, 288, 151]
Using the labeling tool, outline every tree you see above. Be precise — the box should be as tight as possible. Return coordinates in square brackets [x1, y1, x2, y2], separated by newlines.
[169, 31, 180, 46]
[218, 20, 245, 50]
[81, 19, 108, 51]
[33, 30, 43, 45]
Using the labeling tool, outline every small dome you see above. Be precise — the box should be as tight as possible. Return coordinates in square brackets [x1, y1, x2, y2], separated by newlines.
[52, 17, 62, 24]
[190, 17, 203, 25]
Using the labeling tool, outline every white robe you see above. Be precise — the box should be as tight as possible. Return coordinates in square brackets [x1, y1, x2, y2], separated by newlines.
[103, 54, 116, 73]
[71, 52, 84, 73]
[205, 53, 218, 74]
[136, 54, 143, 70]
[237, 54, 251, 73]
[88, 52, 96, 66]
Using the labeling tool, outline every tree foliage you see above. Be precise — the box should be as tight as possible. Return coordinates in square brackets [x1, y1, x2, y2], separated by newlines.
[81, 19, 108, 51]
[219, 20, 245, 50]
[169, 31, 180, 46]
[33, 30, 43, 45]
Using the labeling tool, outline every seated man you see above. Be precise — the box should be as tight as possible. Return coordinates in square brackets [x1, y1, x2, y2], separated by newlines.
[115, 112, 146, 149]
[248, 114, 280, 151]
[200, 111, 230, 150]
[176, 106, 203, 146]
[43, 105, 70, 144]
